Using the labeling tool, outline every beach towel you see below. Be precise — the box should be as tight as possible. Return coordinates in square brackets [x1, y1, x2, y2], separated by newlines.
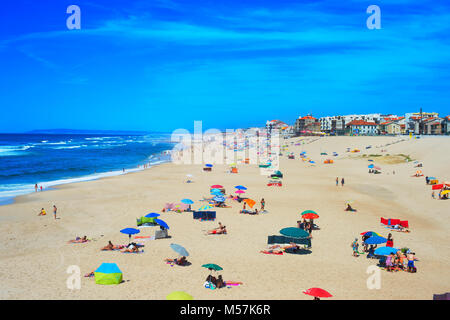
[121, 250, 144, 254]
[261, 250, 283, 255]
[225, 281, 243, 286]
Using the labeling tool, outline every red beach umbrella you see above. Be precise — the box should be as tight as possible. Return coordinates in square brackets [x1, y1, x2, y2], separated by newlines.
[302, 213, 319, 220]
[303, 288, 333, 298]
[211, 185, 223, 189]
[432, 184, 443, 190]
[235, 190, 245, 194]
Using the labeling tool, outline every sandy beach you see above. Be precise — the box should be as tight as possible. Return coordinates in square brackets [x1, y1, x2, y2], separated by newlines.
[0, 135, 449, 300]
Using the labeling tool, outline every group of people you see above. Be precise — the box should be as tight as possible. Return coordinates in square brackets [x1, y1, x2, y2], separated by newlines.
[37, 205, 57, 219]
[205, 274, 225, 289]
[34, 184, 43, 192]
[336, 177, 345, 186]
[352, 234, 417, 273]
[297, 219, 314, 235]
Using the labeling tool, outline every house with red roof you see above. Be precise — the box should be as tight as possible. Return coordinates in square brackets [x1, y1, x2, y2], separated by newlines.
[345, 120, 379, 135]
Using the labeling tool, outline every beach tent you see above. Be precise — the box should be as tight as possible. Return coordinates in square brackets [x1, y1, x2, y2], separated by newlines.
[94, 263, 123, 285]
[166, 291, 193, 300]
[381, 217, 409, 228]
[243, 198, 256, 208]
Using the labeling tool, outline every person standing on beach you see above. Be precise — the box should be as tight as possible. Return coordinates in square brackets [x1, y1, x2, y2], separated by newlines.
[341, 178, 345, 187]
[432, 191, 435, 199]
[336, 177, 339, 186]
[386, 233, 394, 247]
[352, 238, 359, 257]
[53, 205, 57, 220]
[40, 186, 43, 191]
[260, 198, 265, 211]
[35, 184, 38, 192]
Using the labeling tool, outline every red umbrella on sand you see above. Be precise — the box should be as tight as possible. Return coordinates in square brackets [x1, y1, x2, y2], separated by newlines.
[303, 288, 333, 298]
[235, 190, 245, 194]
[211, 185, 223, 189]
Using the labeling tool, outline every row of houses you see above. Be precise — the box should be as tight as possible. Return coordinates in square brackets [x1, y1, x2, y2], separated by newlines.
[267, 112, 450, 137]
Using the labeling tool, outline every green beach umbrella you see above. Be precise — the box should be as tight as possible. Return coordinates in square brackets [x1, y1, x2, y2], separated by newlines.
[202, 263, 223, 271]
[279, 227, 309, 239]
[301, 210, 318, 216]
[166, 291, 193, 300]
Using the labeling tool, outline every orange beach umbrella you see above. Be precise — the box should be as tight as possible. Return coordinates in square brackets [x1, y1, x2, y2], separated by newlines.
[243, 199, 256, 208]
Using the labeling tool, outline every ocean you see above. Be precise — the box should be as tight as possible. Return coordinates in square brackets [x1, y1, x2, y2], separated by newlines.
[0, 133, 175, 204]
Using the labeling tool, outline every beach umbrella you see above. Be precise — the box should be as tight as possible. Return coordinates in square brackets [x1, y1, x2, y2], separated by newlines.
[432, 184, 443, 190]
[145, 213, 160, 218]
[211, 190, 223, 196]
[235, 190, 245, 194]
[364, 236, 387, 245]
[94, 263, 123, 285]
[368, 159, 374, 162]
[428, 177, 436, 180]
[211, 185, 223, 189]
[374, 246, 398, 256]
[120, 228, 140, 242]
[301, 210, 318, 216]
[181, 199, 194, 204]
[170, 243, 189, 257]
[302, 213, 319, 220]
[198, 205, 213, 211]
[368, 164, 374, 168]
[166, 291, 193, 300]
[441, 190, 450, 196]
[303, 288, 332, 298]
[154, 219, 169, 230]
[243, 198, 256, 208]
[213, 196, 226, 203]
[279, 227, 309, 239]
[202, 263, 223, 271]
[205, 164, 213, 168]
[234, 185, 247, 190]
[210, 188, 221, 193]
[360, 231, 381, 237]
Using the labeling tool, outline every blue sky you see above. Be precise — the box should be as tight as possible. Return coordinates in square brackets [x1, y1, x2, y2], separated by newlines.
[1, 0, 449, 132]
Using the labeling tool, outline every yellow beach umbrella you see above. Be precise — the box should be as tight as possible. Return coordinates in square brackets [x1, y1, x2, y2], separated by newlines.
[441, 190, 450, 196]
[166, 291, 193, 300]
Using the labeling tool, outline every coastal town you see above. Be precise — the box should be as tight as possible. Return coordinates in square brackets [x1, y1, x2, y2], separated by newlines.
[267, 110, 450, 137]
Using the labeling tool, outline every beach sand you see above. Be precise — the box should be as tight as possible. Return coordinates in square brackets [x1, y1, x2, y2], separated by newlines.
[0, 136, 449, 300]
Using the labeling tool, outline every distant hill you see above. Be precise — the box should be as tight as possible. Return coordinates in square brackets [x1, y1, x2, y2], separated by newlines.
[25, 129, 154, 135]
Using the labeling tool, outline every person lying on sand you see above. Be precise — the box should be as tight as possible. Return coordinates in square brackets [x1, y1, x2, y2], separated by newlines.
[207, 223, 227, 235]
[101, 241, 126, 251]
[68, 236, 88, 243]
[165, 256, 188, 266]
[345, 204, 357, 212]
[121, 243, 140, 253]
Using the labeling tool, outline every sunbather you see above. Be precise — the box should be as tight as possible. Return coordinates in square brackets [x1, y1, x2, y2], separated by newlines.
[121, 243, 139, 253]
[207, 222, 227, 234]
[165, 256, 188, 266]
[68, 236, 88, 243]
[345, 204, 357, 212]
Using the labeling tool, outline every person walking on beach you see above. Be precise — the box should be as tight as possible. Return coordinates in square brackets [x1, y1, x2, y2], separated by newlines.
[341, 178, 345, 187]
[352, 238, 359, 257]
[53, 205, 57, 220]
[40, 185, 43, 191]
[336, 177, 339, 186]
[35, 184, 38, 192]
[260, 198, 265, 211]
[432, 191, 435, 199]
[386, 233, 394, 247]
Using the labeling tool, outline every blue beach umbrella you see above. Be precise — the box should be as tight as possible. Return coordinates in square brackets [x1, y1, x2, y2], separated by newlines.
[213, 196, 225, 203]
[234, 185, 247, 190]
[198, 205, 213, 211]
[170, 243, 189, 257]
[211, 190, 223, 196]
[205, 164, 213, 168]
[154, 219, 169, 230]
[145, 213, 160, 218]
[181, 199, 194, 205]
[368, 164, 374, 168]
[364, 236, 387, 245]
[120, 227, 140, 243]
[374, 246, 398, 256]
